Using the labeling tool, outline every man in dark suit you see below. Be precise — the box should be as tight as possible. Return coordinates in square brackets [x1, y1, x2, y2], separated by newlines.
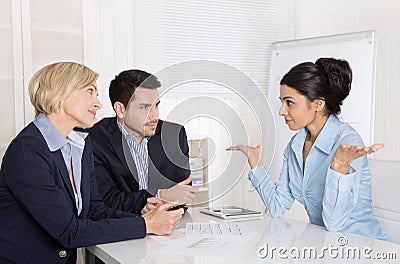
[89, 69, 198, 215]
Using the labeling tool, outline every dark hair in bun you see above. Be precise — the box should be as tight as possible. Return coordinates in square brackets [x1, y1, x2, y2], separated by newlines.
[280, 57, 352, 115]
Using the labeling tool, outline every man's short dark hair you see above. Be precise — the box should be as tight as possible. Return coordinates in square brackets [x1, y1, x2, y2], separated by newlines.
[109, 69, 161, 107]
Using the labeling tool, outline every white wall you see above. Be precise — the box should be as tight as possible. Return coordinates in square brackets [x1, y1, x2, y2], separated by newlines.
[0, 0, 84, 166]
[0, 0, 21, 158]
[296, 0, 400, 160]
[83, 0, 135, 119]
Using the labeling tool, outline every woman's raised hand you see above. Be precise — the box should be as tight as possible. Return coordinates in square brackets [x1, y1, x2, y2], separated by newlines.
[226, 144, 261, 169]
[331, 143, 384, 174]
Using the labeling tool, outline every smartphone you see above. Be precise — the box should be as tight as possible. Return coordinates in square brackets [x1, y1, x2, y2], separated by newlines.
[167, 204, 187, 211]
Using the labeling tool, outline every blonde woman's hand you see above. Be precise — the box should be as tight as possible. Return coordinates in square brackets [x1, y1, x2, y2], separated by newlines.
[143, 203, 184, 235]
[226, 144, 261, 169]
[331, 143, 384, 174]
[141, 197, 165, 215]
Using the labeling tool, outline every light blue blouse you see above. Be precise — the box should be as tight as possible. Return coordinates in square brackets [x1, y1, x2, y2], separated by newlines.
[249, 114, 392, 242]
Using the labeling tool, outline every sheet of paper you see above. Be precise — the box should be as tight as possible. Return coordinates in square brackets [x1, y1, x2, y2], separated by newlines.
[148, 228, 185, 245]
[151, 222, 254, 256]
[184, 222, 244, 236]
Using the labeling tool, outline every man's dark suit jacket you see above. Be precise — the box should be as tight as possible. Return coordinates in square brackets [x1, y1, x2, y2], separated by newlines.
[89, 117, 191, 214]
[0, 123, 146, 263]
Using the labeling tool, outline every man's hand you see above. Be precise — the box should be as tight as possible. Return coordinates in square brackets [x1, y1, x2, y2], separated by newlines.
[141, 197, 165, 215]
[159, 175, 199, 204]
[143, 203, 184, 235]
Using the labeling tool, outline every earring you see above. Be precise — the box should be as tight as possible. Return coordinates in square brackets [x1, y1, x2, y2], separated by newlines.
[55, 102, 62, 112]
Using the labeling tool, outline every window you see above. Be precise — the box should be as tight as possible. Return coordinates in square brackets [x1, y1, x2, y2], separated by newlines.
[133, 0, 296, 96]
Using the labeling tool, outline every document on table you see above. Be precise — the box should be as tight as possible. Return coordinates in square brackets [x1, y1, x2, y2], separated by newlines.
[151, 222, 254, 256]
[184, 222, 243, 236]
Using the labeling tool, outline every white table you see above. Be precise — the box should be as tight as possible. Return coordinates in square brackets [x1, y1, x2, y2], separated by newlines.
[86, 208, 400, 263]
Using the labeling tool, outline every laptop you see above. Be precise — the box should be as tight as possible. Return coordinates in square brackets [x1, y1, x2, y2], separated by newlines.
[200, 206, 263, 219]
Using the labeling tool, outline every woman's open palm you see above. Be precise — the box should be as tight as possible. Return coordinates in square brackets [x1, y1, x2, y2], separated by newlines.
[332, 143, 384, 174]
[226, 144, 261, 169]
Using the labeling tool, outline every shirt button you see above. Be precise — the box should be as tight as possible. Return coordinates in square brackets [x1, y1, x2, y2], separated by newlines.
[59, 250, 68, 258]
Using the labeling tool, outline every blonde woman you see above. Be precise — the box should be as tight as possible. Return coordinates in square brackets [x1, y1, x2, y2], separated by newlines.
[0, 62, 183, 263]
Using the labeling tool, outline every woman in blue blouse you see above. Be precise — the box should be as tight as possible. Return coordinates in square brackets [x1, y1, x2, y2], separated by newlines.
[0, 62, 184, 263]
[227, 58, 391, 242]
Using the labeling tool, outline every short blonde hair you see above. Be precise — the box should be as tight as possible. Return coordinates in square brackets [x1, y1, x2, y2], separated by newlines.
[29, 62, 99, 117]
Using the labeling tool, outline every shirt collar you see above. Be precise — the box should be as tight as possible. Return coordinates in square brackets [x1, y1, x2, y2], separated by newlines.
[313, 114, 340, 154]
[34, 113, 68, 152]
[67, 130, 88, 149]
[33, 113, 88, 151]
[117, 119, 149, 144]
[292, 114, 340, 155]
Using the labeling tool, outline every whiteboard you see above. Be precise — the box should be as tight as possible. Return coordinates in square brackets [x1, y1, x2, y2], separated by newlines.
[267, 31, 376, 180]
